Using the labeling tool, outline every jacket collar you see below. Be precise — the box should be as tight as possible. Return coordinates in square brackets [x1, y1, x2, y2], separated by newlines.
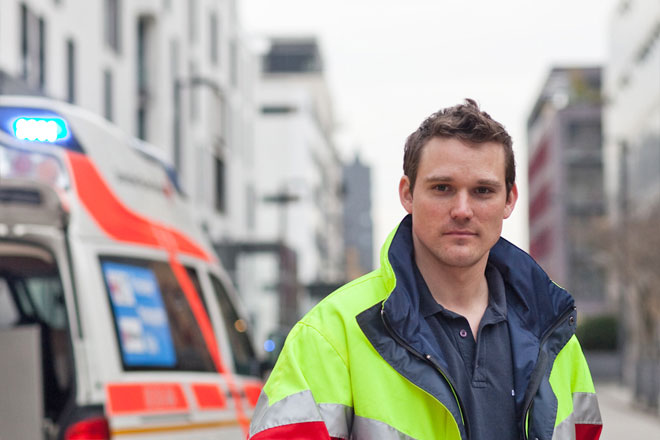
[380, 215, 575, 365]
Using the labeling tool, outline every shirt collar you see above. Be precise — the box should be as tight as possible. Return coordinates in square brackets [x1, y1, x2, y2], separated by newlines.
[416, 261, 508, 321]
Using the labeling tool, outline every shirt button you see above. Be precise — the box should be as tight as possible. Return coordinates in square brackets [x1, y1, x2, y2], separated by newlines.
[459, 329, 468, 338]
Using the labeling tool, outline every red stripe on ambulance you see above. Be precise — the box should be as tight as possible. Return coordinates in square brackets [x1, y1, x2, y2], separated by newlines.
[65, 151, 212, 262]
[192, 383, 227, 410]
[106, 383, 189, 415]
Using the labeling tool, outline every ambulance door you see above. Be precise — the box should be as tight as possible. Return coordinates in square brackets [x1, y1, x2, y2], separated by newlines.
[0, 179, 79, 439]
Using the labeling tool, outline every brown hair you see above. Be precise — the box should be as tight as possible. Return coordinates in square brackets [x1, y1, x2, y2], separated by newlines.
[403, 98, 515, 196]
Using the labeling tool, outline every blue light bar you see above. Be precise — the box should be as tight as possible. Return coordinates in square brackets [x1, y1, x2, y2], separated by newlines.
[11, 117, 69, 143]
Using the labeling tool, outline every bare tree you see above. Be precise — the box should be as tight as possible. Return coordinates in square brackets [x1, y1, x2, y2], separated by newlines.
[591, 201, 660, 409]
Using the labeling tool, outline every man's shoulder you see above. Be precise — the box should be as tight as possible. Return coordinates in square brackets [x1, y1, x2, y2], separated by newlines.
[300, 269, 390, 330]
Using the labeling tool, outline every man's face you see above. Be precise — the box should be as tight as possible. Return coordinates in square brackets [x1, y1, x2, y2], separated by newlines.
[399, 137, 517, 270]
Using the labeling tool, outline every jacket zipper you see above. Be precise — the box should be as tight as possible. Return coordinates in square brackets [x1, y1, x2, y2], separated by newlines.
[380, 307, 471, 440]
[520, 305, 576, 440]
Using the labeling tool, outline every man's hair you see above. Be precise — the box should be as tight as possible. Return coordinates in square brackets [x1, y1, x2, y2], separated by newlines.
[403, 98, 515, 196]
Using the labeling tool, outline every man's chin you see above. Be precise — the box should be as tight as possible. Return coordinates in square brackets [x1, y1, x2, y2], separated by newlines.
[437, 250, 482, 268]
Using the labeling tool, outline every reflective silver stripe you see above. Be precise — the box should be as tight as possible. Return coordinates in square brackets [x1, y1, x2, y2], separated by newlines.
[320, 403, 353, 439]
[351, 415, 416, 440]
[551, 392, 602, 440]
[249, 390, 352, 438]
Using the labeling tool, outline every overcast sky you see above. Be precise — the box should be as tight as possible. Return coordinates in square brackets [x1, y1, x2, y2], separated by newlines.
[240, 0, 619, 251]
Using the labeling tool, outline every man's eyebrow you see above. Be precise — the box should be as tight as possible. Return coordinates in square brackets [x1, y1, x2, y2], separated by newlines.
[423, 175, 453, 182]
[476, 179, 503, 187]
[423, 176, 503, 187]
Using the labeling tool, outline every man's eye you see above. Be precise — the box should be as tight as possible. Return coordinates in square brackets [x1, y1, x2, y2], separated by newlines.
[434, 184, 449, 192]
[475, 187, 493, 194]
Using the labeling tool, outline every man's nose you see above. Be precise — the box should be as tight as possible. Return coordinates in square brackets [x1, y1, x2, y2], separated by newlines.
[450, 191, 473, 221]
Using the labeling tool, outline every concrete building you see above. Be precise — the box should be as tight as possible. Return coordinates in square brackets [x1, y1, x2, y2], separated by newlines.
[237, 36, 345, 352]
[604, 0, 660, 218]
[0, 0, 258, 248]
[343, 153, 374, 280]
[603, 0, 660, 408]
[527, 66, 607, 315]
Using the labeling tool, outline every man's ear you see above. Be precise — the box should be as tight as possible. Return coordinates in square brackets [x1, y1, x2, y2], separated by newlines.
[503, 183, 518, 219]
[399, 176, 413, 214]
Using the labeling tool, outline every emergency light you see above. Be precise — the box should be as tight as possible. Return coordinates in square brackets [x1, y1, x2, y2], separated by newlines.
[12, 117, 69, 142]
[0, 106, 83, 152]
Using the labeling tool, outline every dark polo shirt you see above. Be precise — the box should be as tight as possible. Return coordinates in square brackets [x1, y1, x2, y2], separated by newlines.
[416, 263, 519, 440]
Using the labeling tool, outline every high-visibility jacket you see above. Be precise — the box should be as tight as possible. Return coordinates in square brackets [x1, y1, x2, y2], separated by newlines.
[250, 216, 602, 440]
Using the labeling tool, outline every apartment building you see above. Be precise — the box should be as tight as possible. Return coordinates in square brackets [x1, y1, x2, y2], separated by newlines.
[527, 67, 606, 314]
[0, 0, 258, 246]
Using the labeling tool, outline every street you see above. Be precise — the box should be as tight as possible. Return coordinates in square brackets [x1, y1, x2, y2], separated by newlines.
[596, 382, 660, 439]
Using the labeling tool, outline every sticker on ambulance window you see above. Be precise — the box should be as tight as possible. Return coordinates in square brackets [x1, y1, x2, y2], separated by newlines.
[102, 262, 176, 367]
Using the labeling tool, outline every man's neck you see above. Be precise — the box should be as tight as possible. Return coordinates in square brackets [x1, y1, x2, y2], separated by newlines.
[415, 250, 490, 338]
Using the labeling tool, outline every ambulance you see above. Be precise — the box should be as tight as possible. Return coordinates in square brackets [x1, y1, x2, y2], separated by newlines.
[0, 95, 262, 439]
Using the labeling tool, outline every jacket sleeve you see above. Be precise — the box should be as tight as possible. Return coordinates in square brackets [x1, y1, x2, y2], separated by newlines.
[549, 335, 603, 440]
[249, 321, 353, 440]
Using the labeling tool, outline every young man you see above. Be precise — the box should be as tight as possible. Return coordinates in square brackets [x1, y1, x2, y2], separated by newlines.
[249, 100, 602, 440]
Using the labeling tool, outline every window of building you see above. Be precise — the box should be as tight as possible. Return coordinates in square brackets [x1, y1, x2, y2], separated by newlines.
[136, 16, 152, 140]
[188, 0, 198, 43]
[189, 62, 199, 121]
[103, 69, 113, 121]
[38, 18, 46, 90]
[170, 39, 179, 81]
[566, 164, 604, 208]
[20, 4, 29, 80]
[246, 184, 256, 231]
[20, 4, 46, 89]
[100, 256, 215, 371]
[137, 18, 148, 94]
[214, 155, 226, 213]
[104, 0, 121, 52]
[66, 39, 75, 103]
[567, 120, 602, 151]
[229, 39, 238, 86]
[264, 42, 323, 74]
[210, 12, 219, 65]
[629, 134, 660, 202]
[261, 105, 296, 114]
[170, 39, 182, 172]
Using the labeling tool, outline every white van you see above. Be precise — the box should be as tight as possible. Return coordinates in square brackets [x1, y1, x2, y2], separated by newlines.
[0, 96, 263, 439]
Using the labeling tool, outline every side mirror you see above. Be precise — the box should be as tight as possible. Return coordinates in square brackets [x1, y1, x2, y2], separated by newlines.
[259, 359, 275, 380]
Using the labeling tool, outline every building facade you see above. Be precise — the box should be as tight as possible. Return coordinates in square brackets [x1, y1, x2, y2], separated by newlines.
[604, 0, 660, 219]
[603, 0, 660, 407]
[527, 66, 607, 315]
[343, 153, 374, 280]
[236, 37, 346, 352]
[0, 0, 258, 246]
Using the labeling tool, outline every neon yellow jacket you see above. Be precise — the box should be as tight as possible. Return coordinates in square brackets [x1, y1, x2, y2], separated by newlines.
[250, 217, 602, 439]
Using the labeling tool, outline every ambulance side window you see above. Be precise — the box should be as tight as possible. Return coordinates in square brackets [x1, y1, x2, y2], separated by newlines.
[209, 274, 257, 376]
[100, 257, 215, 372]
[23, 277, 67, 329]
[185, 267, 208, 312]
